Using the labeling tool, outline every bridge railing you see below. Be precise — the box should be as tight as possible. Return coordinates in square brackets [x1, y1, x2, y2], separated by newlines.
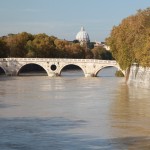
[0, 58, 117, 64]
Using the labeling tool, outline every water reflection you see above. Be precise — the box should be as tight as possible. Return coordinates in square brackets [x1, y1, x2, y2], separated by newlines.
[97, 67, 117, 77]
[111, 83, 150, 137]
[61, 65, 84, 77]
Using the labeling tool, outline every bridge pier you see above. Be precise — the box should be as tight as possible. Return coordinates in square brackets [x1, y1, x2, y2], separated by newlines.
[85, 73, 95, 77]
[48, 72, 59, 77]
[5, 69, 18, 76]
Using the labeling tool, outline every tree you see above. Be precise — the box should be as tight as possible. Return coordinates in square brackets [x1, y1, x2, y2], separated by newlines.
[5, 32, 33, 57]
[65, 43, 85, 58]
[0, 39, 8, 57]
[26, 34, 57, 58]
[106, 7, 150, 69]
[91, 46, 112, 60]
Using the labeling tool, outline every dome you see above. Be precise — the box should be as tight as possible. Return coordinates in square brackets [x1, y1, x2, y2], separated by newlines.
[76, 27, 90, 43]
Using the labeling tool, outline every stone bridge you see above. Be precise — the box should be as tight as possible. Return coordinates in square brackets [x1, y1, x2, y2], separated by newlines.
[0, 58, 124, 77]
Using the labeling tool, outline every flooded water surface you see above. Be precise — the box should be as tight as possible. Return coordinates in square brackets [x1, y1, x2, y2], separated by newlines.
[0, 68, 150, 149]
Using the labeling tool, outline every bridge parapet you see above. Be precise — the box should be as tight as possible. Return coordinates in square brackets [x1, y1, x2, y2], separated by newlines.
[0, 58, 117, 63]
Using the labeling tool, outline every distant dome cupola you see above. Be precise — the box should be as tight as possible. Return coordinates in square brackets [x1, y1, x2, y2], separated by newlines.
[76, 27, 90, 44]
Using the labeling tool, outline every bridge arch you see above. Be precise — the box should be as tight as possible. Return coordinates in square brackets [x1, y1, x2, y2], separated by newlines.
[17, 63, 49, 76]
[59, 64, 85, 76]
[95, 65, 124, 77]
[0, 66, 6, 75]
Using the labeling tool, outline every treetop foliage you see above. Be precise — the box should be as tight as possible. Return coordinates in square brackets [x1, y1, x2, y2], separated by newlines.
[106, 7, 150, 69]
[0, 32, 112, 60]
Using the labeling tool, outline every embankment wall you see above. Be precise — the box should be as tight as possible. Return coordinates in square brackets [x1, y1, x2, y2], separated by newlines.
[127, 64, 150, 89]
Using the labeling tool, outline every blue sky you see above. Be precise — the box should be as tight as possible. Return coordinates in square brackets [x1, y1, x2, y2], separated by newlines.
[0, 0, 150, 41]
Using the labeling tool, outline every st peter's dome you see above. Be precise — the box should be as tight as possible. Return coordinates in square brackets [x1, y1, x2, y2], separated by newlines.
[76, 27, 90, 44]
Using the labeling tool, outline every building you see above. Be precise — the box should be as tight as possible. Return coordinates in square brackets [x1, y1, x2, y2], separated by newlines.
[76, 27, 90, 45]
[94, 41, 110, 51]
[75, 27, 110, 50]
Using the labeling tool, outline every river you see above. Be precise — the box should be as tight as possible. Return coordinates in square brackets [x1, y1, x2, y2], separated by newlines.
[0, 67, 150, 150]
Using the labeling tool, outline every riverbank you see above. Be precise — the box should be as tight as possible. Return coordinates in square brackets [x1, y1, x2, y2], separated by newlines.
[127, 64, 150, 89]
